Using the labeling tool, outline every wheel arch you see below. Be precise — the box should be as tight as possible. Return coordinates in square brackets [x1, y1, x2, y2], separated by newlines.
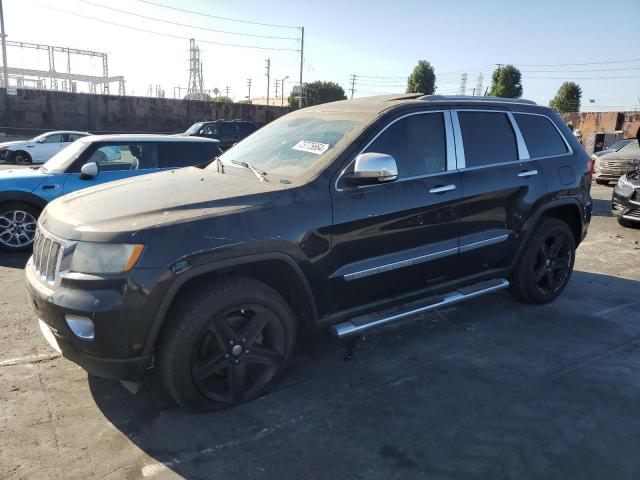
[0, 191, 47, 212]
[143, 252, 319, 357]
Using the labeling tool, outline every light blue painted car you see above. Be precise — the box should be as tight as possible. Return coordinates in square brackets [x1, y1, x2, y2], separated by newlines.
[0, 134, 221, 251]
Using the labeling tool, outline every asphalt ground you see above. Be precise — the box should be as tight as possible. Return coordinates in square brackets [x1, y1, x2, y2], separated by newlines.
[0, 181, 639, 480]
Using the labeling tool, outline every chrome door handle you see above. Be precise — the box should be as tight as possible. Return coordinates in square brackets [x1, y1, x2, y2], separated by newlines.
[518, 169, 538, 177]
[429, 184, 456, 194]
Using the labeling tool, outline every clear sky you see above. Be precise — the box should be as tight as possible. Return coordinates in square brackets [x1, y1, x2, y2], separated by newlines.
[3, 0, 640, 111]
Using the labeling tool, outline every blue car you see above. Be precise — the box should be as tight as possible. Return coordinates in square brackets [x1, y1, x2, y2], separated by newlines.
[0, 134, 222, 251]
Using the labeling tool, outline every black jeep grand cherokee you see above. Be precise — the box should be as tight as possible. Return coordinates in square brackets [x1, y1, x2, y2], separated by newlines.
[27, 94, 593, 411]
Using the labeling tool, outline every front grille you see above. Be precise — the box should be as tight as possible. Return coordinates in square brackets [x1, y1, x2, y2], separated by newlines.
[631, 189, 640, 202]
[624, 208, 640, 220]
[32, 229, 63, 284]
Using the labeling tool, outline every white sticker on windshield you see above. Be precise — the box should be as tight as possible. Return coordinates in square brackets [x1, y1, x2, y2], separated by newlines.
[292, 140, 330, 155]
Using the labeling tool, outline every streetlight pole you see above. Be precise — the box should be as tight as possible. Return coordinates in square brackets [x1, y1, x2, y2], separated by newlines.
[0, 0, 9, 90]
[281, 75, 288, 107]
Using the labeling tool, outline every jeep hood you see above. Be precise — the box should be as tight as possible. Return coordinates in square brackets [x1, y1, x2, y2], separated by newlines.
[42, 166, 285, 241]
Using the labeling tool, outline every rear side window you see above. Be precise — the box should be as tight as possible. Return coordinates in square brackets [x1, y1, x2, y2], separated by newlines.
[364, 112, 447, 178]
[514, 114, 568, 158]
[238, 123, 257, 135]
[159, 142, 222, 168]
[458, 112, 517, 167]
[218, 123, 237, 136]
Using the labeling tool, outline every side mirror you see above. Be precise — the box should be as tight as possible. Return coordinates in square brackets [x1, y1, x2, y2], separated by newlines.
[343, 152, 398, 186]
[80, 162, 99, 179]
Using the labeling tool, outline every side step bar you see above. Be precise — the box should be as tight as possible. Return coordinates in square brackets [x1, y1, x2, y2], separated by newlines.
[330, 278, 509, 338]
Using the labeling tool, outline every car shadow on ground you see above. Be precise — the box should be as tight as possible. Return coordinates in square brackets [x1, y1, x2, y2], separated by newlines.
[0, 251, 30, 269]
[88, 270, 640, 479]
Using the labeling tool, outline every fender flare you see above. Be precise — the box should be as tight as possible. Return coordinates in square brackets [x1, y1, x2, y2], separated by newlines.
[0, 191, 48, 211]
[512, 197, 585, 266]
[142, 252, 319, 356]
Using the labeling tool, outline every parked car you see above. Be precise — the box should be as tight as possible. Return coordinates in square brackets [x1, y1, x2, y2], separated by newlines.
[593, 141, 640, 185]
[0, 134, 221, 251]
[27, 94, 592, 411]
[183, 120, 257, 150]
[592, 139, 633, 159]
[612, 167, 640, 227]
[0, 131, 90, 165]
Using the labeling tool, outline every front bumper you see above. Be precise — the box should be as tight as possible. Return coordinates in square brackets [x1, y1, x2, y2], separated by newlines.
[594, 165, 634, 181]
[25, 257, 161, 381]
[612, 184, 640, 222]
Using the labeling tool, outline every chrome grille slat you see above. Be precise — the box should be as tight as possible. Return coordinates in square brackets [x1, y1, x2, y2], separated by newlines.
[32, 226, 66, 285]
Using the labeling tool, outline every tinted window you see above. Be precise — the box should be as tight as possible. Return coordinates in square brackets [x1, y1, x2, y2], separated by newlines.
[42, 133, 65, 143]
[514, 114, 568, 158]
[159, 142, 222, 168]
[201, 124, 218, 136]
[68, 134, 85, 142]
[364, 113, 447, 178]
[218, 123, 237, 136]
[458, 112, 517, 167]
[87, 143, 159, 171]
[238, 123, 257, 135]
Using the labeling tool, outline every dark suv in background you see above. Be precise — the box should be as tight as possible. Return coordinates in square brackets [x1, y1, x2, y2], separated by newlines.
[27, 94, 592, 411]
[183, 120, 257, 150]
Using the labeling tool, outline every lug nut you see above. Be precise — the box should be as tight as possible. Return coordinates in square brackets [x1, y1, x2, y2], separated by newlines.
[224, 353, 229, 358]
[245, 350, 250, 354]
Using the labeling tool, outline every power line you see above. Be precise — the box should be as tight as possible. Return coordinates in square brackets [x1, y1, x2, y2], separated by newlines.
[524, 75, 640, 80]
[517, 58, 640, 67]
[79, 0, 298, 40]
[38, 4, 300, 52]
[521, 66, 640, 73]
[133, 0, 300, 29]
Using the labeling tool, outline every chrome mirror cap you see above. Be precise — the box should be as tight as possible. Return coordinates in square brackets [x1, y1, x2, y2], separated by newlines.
[80, 162, 99, 179]
[351, 152, 398, 183]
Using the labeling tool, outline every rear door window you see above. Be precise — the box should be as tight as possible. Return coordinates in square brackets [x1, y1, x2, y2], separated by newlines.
[514, 114, 568, 158]
[218, 123, 237, 136]
[458, 111, 518, 167]
[159, 142, 221, 168]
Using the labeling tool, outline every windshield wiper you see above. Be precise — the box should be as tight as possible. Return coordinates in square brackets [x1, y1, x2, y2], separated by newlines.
[231, 160, 268, 182]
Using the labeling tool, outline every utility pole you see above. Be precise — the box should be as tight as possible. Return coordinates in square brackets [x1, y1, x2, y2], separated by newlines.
[0, 0, 8, 89]
[280, 75, 289, 107]
[265, 58, 271, 106]
[459, 73, 467, 96]
[246, 78, 251, 101]
[225, 85, 230, 98]
[349, 74, 356, 99]
[298, 26, 304, 108]
[274, 79, 280, 101]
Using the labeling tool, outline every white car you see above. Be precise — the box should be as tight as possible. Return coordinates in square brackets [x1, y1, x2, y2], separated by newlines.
[0, 130, 90, 165]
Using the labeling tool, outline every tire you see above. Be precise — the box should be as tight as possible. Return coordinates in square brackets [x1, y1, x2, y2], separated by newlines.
[595, 179, 609, 186]
[10, 151, 32, 165]
[0, 202, 40, 251]
[509, 218, 576, 304]
[157, 275, 297, 411]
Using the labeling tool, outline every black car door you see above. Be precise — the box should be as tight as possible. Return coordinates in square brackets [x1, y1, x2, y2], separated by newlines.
[328, 110, 462, 312]
[453, 109, 547, 277]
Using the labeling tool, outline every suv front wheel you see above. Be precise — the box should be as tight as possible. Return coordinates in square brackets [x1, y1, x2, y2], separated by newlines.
[158, 276, 297, 411]
[509, 218, 576, 304]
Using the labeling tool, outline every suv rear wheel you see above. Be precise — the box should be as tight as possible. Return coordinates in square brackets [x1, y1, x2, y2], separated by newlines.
[509, 218, 576, 304]
[158, 276, 297, 411]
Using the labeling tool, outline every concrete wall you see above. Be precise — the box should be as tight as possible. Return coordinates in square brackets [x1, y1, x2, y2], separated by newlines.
[0, 88, 290, 135]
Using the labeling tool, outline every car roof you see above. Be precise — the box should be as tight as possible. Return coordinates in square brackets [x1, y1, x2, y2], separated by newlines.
[42, 130, 91, 135]
[81, 134, 220, 143]
[305, 93, 543, 115]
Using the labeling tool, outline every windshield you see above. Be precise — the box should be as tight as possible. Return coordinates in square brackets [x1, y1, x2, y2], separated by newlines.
[41, 139, 90, 173]
[185, 122, 204, 135]
[609, 140, 629, 151]
[215, 111, 368, 179]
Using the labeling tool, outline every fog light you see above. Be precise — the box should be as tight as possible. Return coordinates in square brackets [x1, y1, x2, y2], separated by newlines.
[65, 315, 95, 340]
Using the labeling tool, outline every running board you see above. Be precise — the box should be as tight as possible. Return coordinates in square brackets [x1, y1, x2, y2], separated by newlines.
[330, 278, 509, 338]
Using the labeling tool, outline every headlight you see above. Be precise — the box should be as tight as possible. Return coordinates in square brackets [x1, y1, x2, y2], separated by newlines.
[617, 174, 632, 188]
[69, 242, 144, 274]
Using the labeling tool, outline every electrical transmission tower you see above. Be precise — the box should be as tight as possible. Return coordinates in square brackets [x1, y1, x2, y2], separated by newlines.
[475, 73, 483, 97]
[246, 78, 252, 101]
[274, 79, 280, 100]
[265, 58, 271, 106]
[225, 86, 230, 98]
[459, 73, 467, 96]
[187, 38, 205, 99]
[350, 74, 357, 99]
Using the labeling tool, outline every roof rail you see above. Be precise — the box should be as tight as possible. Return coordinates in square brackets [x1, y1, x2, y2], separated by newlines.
[418, 95, 537, 105]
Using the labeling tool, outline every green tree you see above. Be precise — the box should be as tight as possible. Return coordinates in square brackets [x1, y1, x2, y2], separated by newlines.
[288, 81, 346, 109]
[211, 96, 233, 104]
[406, 60, 436, 95]
[488, 65, 523, 98]
[549, 82, 582, 112]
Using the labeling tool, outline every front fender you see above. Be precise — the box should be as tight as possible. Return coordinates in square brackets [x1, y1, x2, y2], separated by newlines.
[0, 190, 48, 210]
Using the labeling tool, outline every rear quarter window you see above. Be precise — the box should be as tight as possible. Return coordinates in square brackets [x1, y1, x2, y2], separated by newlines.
[159, 142, 221, 168]
[514, 113, 568, 158]
[458, 111, 518, 167]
